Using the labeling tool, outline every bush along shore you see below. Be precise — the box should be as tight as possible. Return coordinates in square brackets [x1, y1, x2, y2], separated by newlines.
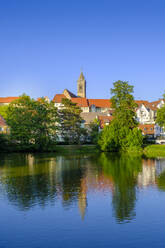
[143, 144, 165, 158]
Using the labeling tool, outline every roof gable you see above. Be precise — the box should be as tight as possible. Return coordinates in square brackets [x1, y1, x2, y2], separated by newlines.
[0, 97, 19, 103]
[53, 94, 66, 103]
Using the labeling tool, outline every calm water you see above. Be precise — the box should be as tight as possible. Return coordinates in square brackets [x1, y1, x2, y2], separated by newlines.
[0, 152, 165, 248]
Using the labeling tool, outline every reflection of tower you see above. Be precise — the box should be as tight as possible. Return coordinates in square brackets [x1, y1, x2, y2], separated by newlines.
[78, 177, 87, 220]
[77, 72, 86, 98]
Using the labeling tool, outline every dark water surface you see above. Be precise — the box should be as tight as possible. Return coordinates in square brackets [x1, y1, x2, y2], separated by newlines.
[0, 152, 165, 248]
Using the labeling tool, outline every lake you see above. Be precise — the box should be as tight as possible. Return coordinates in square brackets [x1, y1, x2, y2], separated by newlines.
[0, 152, 165, 248]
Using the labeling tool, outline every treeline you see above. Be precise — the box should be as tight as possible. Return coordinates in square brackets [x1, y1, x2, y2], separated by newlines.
[0, 81, 165, 152]
[0, 94, 98, 151]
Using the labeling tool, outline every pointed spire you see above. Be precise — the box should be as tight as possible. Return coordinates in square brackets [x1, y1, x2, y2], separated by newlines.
[78, 71, 85, 81]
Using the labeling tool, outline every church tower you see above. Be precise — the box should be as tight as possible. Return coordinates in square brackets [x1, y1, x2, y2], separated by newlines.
[77, 72, 86, 98]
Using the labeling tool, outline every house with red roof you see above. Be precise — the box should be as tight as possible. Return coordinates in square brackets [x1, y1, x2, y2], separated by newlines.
[0, 97, 19, 106]
[53, 72, 112, 113]
[53, 72, 165, 136]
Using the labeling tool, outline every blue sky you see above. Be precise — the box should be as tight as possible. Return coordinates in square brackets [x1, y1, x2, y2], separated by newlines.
[0, 0, 165, 101]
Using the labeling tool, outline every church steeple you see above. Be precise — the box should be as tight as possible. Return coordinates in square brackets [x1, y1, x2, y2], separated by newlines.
[77, 72, 86, 98]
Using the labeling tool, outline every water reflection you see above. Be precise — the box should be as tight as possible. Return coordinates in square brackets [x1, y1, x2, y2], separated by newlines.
[0, 152, 165, 223]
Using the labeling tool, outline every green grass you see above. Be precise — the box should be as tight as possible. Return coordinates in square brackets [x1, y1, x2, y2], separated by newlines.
[143, 144, 165, 158]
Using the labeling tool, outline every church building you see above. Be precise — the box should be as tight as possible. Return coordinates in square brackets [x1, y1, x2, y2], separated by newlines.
[53, 72, 112, 114]
[53, 72, 165, 137]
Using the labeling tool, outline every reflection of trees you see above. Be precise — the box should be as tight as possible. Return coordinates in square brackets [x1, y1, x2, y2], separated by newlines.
[156, 159, 165, 191]
[0, 153, 87, 211]
[0, 154, 58, 210]
[56, 156, 86, 207]
[1, 152, 155, 223]
[97, 153, 142, 223]
[157, 172, 165, 191]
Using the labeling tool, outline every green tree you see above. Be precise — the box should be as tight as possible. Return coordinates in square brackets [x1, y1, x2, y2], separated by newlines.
[98, 80, 143, 151]
[88, 118, 100, 144]
[0, 105, 8, 119]
[98, 121, 120, 151]
[6, 94, 58, 150]
[156, 93, 165, 129]
[59, 98, 86, 144]
[111, 80, 138, 128]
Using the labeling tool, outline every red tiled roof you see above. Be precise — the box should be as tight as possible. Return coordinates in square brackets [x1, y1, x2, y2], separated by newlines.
[135, 100, 150, 107]
[135, 100, 158, 111]
[98, 115, 114, 128]
[146, 103, 158, 111]
[0, 97, 19, 103]
[37, 96, 50, 102]
[139, 124, 155, 135]
[71, 98, 89, 107]
[0, 115, 6, 126]
[88, 99, 112, 108]
[151, 99, 164, 105]
[53, 94, 66, 103]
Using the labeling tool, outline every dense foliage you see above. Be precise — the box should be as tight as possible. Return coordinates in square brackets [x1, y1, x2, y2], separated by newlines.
[6, 94, 58, 151]
[58, 98, 87, 144]
[88, 118, 100, 144]
[156, 94, 165, 129]
[98, 81, 143, 152]
[0, 105, 8, 119]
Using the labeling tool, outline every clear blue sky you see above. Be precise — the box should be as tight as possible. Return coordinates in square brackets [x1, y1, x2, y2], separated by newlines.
[0, 0, 165, 101]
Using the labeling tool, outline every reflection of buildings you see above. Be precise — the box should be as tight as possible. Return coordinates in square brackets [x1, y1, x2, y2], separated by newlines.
[2, 153, 165, 221]
[155, 159, 165, 176]
[137, 159, 165, 187]
[138, 159, 156, 187]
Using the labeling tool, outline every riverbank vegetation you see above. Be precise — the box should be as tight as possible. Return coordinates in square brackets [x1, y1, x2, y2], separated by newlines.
[156, 92, 165, 128]
[1, 83, 165, 156]
[144, 144, 165, 158]
[98, 81, 143, 152]
[0, 94, 93, 152]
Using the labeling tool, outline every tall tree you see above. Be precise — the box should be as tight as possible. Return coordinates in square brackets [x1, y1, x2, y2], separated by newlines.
[59, 98, 86, 144]
[156, 92, 165, 129]
[111, 80, 138, 128]
[6, 94, 58, 150]
[98, 81, 143, 152]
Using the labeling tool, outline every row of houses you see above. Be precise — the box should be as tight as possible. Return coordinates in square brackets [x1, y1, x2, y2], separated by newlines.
[0, 73, 165, 138]
[52, 87, 165, 138]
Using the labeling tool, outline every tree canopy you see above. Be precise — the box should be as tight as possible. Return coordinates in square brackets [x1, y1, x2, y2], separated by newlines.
[6, 94, 58, 150]
[98, 81, 143, 152]
[156, 92, 165, 129]
[58, 98, 87, 144]
[0, 105, 8, 119]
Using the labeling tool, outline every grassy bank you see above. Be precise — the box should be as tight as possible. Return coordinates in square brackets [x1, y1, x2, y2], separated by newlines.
[143, 144, 165, 158]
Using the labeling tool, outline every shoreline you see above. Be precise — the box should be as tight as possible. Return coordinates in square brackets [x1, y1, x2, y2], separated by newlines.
[1, 144, 165, 158]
